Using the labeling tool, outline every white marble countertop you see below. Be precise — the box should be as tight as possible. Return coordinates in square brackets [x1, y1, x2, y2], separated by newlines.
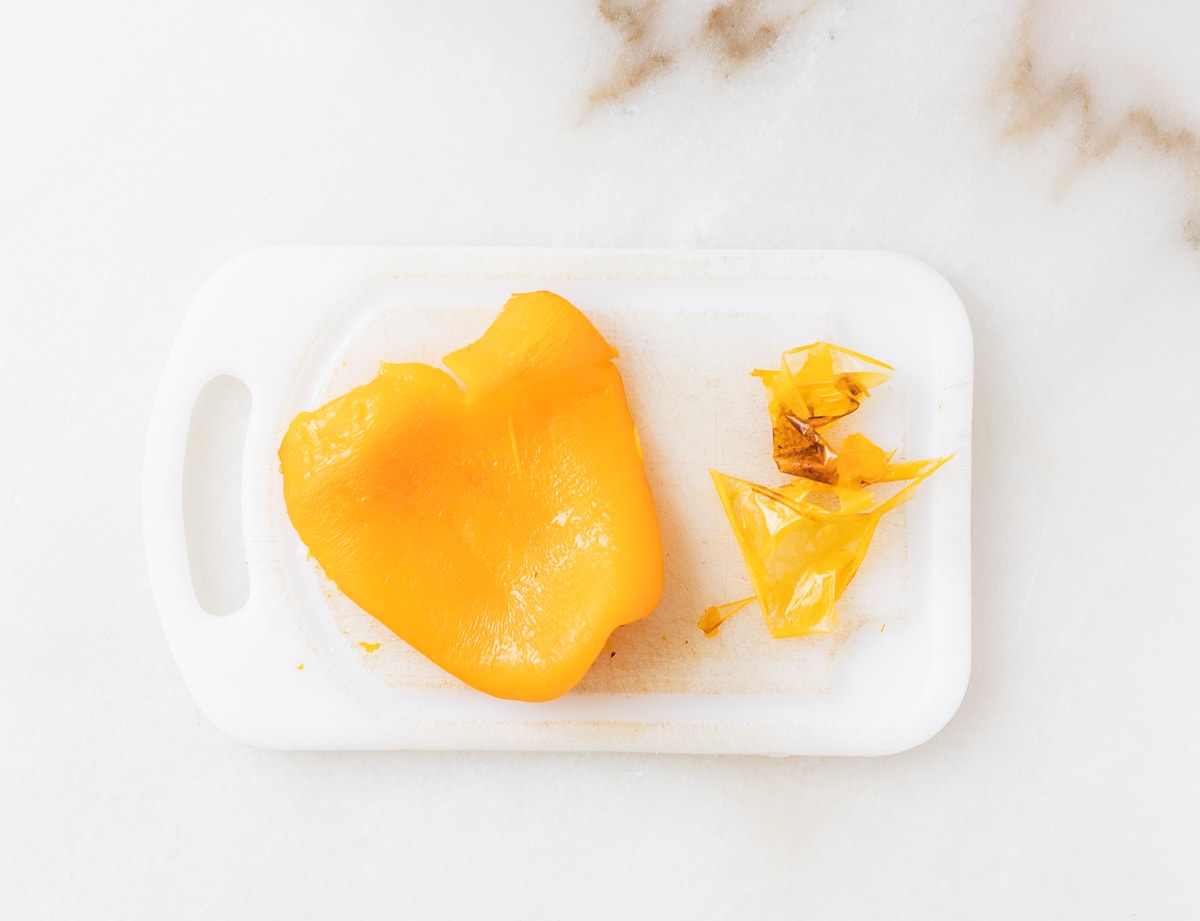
[2, 1, 1197, 917]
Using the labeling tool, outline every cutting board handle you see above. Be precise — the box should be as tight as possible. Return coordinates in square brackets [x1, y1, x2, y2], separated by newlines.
[142, 250, 358, 743]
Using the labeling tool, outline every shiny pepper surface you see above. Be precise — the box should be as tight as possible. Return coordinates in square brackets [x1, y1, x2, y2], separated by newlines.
[279, 291, 664, 701]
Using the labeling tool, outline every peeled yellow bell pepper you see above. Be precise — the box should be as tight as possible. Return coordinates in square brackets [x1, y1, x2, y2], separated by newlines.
[279, 291, 664, 701]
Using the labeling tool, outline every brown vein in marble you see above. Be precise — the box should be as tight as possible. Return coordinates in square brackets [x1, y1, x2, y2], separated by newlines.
[590, 0, 673, 104]
[591, 0, 795, 105]
[1005, 1, 1200, 247]
[705, 0, 788, 69]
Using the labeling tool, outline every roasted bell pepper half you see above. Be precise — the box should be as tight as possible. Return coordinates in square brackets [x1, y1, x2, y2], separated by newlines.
[279, 291, 664, 701]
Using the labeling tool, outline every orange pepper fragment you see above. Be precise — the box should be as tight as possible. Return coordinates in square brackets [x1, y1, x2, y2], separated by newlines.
[834, 432, 935, 489]
[697, 597, 755, 638]
[279, 291, 664, 701]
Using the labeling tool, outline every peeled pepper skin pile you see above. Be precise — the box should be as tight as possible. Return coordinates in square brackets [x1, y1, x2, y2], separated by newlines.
[279, 291, 664, 702]
[706, 342, 947, 639]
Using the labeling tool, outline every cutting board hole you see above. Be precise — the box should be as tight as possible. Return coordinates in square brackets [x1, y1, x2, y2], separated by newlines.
[183, 375, 251, 616]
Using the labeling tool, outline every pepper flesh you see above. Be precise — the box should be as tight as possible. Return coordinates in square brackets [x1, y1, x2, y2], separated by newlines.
[279, 291, 664, 701]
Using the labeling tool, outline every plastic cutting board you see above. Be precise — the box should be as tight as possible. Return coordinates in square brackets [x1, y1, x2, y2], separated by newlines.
[143, 248, 973, 754]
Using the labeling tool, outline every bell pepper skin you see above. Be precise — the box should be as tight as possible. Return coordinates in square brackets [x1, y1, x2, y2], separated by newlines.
[705, 342, 948, 638]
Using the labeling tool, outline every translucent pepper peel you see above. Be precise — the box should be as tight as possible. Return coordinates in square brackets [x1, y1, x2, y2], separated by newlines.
[753, 342, 894, 482]
[704, 341, 949, 639]
[279, 291, 664, 702]
[709, 460, 947, 638]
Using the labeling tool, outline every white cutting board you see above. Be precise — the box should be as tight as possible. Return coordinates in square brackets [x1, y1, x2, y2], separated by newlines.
[143, 248, 973, 754]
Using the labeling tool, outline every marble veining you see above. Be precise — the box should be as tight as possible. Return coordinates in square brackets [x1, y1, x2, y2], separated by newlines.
[591, 0, 795, 104]
[1002, 0, 1200, 247]
[703, 0, 790, 71]
[591, 0, 1200, 247]
[590, 0, 672, 104]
